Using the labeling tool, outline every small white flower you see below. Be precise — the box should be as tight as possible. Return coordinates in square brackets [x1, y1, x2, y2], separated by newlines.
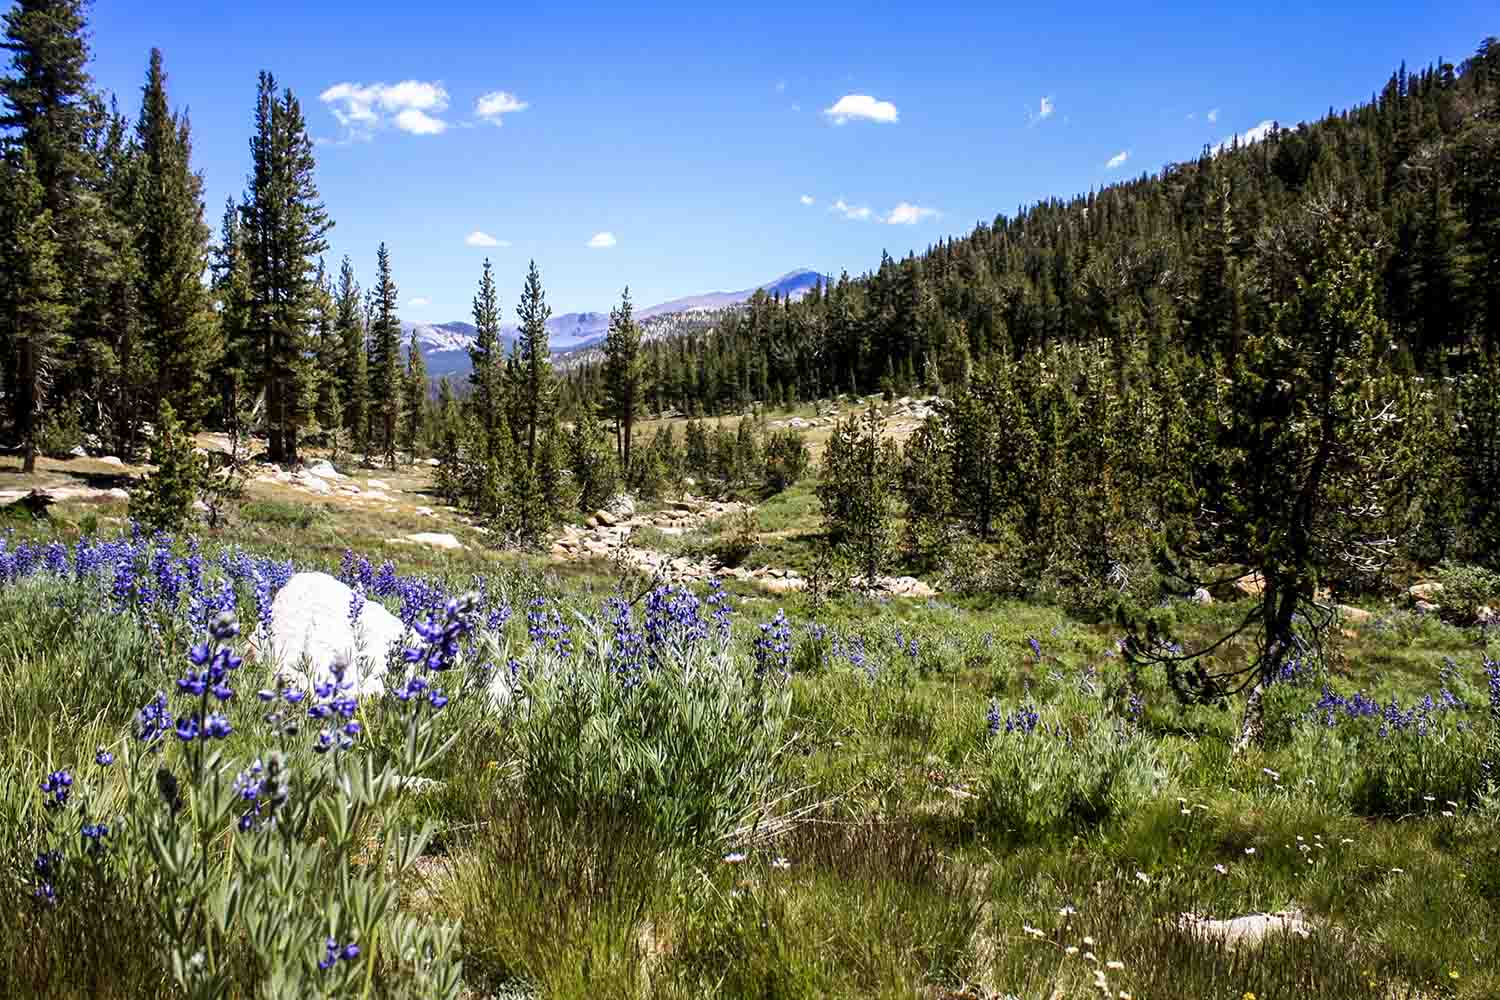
[1065, 945, 1080, 956]
[1213, 863, 1228, 876]
[1134, 871, 1150, 885]
[1083, 935, 1096, 946]
[1244, 847, 1256, 855]
[770, 857, 791, 870]
[1391, 867, 1405, 874]
[1442, 810, 1454, 818]
[1059, 905, 1077, 917]
[1446, 800, 1459, 808]
[1022, 924, 1045, 939]
[1340, 838, 1354, 845]
[1084, 951, 1099, 963]
[1106, 960, 1125, 971]
[722, 852, 747, 864]
[1093, 969, 1108, 987]
[1262, 767, 1281, 781]
[1120, 993, 1134, 1000]
[1423, 795, 1435, 802]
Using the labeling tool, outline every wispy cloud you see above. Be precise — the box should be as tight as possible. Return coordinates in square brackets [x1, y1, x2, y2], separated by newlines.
[1207, 107, 1220, 123]
[799, 194, 815, 206]
[885, 202, 939, 225]
[587, 231, 617, 249]
[1211, 119, 1276, 154]
[831, 198, 873, 221]
[407, 296, 431, 308]
[320, 80, 451, 138]
[475, 90, 527, 125]
[1106, 150, 1129, 169]
[824, 94, 899, 124]
[464, 230, 509, 248]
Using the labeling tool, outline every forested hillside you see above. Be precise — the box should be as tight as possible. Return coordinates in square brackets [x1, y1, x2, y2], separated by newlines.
[564, 40, 1500, 413]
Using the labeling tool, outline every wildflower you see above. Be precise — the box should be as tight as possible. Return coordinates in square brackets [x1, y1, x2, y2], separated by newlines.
[1083, 935, 1096, 946]
[752, 610, 793, 677]
[770, 857, 791, 870]
[204, 713, 233, 739]
[39, 770, 72, 810]
[1244, 847, 1256, 855]
[1134, 871, 1150, 885]
[1084, 951, 1098, 963]
[1058, 905, 1076, 917]
[1106, 960, 1124, 971]
[1065, 946, 1079, 956]
[1262, 767, 1281, 781]
[1213, 864, 1228, 876]
[94, 746, 114, 767]
[1022, 924, 1044, 939]
[722, 851, 747, 864]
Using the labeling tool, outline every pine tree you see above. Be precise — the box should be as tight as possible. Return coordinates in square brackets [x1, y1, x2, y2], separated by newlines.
[333, 256, 367, 456]
[210, 197, 253, 437]
[367, 242, 401, 468]
[135, 48, 215, 430]
[309, 258, 342, 434]
[603, 286, 644, 472]
[400, 328, 427, 460]
[1, 0, 97, 470]
[0, 150, 67, 472]
[129, 398, 202, 532]
[569, 397, 618, 514]
[817, 406, 898, 585]
[515, 260, 554, 465]
[241, 72, 331, 465]
[467, 258, 504, 453]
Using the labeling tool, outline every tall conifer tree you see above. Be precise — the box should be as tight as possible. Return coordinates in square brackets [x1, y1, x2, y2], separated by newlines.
[367, 242, 401, 468]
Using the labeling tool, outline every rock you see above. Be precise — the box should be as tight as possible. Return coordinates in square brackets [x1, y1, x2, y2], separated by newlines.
[67, 445, 87, 458]
[1191, 587, 1214, 606]
[192, 499, 210, 513]
[1234, 572, 1264, 597]
[106, 487, 131, 501]
[293, 472, 332, 495]
[595, 508, 618, 527]
[267, 572, 407, 699]
[305, 459, 343, 480]
[96, 455, 125, 467]
[391, 532, 464, 550]
[1179, 911, 1313, 948]
[1478, 605, 1498, 625]
[1415, 600, 1441, 615]
[425, 458, 440, 467]
[367, 479, 390, 490]
[605, 494, 636, 517]
[1408, 582, 1445, 603]
[1336, 604, 1374, 624]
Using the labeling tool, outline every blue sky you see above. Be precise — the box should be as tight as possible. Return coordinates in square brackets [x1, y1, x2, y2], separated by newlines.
[84, 0, 1496, 320]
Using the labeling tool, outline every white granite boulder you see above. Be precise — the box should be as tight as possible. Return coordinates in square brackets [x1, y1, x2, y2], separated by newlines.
[267, 572, 408, 698]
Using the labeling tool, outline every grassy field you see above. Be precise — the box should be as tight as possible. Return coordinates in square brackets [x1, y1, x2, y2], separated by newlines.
[0, 469, 1497, 999]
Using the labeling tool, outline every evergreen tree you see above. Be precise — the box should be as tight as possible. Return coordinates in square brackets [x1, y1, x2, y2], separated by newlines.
[333, 256, 367, 456]
[515, 259, 553, 464]
[241, 72, 331, 464]
[467, 258, 504, 452]
[603, 286, 644, 471]
[134, 48, 215, 430]
[210, 196, 253, 437]
[129, 398, 202, 532]
[569, 397, 618, 514]
[400, 328, 426, 460]
[817, 406, 898, 585]
[0, 149, 66, 472]
[367, 242, 401, 468]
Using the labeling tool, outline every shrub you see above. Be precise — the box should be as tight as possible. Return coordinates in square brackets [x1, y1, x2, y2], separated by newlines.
[762, 428, 809, 493]
[968, 699, 1171, 839]
[128, 400, 203, 533]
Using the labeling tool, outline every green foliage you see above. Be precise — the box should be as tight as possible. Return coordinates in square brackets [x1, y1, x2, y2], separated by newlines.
[367, 243, 402, 468]
[762, 427, 809, 493]
[817, 406, 898, 583]
[567, 400, 618, 514]
[129, 399, 202, 532]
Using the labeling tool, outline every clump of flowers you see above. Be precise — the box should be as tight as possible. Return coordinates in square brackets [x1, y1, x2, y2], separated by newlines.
[752, 610, 792, 677]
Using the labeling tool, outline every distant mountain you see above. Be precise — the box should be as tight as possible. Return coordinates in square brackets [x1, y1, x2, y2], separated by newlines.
[406, 268, 829, 379]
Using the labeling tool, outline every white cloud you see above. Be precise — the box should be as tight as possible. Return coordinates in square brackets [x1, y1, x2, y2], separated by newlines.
[775, 80, 787, 93]
[475, 90, 528, 125]
[395, 108, 447, 135]
[1039, 96, 1054, 120]
[1207, 107, 1219, 123]
[587, 231, 617, 249]
[1211, 119, 1277, 154]
[799, 194, 815, 206]
[407, 296, 431, 308]
[320, 80, 451, 138]
[885, 202, 939, 225]
[831, 198, 873, 221]
[1106, 150, 1129, 169]
[464, 230, 509, 248]
[823, 94, 899, 124]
